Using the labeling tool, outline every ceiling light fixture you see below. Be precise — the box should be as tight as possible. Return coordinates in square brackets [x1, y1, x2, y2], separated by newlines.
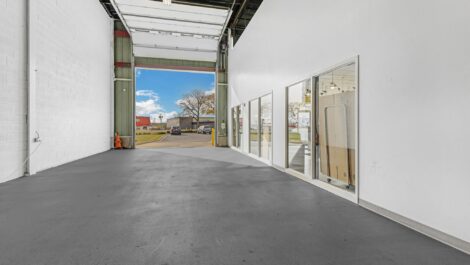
[163, 0, 171, 5]
[329, 71, 337, 90]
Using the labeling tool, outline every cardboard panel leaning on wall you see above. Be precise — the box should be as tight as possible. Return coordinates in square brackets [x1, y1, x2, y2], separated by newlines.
[0, 0, 27, 183]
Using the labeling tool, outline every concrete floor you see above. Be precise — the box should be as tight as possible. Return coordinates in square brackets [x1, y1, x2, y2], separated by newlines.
[0, 148, 469, 265]
[138, 133, 212, 148]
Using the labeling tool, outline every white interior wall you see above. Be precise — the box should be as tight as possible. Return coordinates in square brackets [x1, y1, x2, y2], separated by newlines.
[0, 0, 113, 182]
[29, 0, 113, 173]
[0, 0, 27, 183]
[228, 0, 470, 243]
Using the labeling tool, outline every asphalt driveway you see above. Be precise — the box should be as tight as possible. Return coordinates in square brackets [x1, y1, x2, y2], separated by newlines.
[137, 133, 212, 148]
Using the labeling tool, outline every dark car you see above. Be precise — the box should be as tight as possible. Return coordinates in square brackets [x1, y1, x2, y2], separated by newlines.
[170, 126, 181, 135]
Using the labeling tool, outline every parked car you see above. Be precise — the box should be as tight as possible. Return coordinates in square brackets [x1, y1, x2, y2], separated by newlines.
[170, 126, 181, 135]
[197, 125, 213, 134]
[203, 125, 213, 134]
[197, 125, 204, 134]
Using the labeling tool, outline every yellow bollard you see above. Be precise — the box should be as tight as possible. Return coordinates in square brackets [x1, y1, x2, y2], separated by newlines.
[211, 128, 215, 146]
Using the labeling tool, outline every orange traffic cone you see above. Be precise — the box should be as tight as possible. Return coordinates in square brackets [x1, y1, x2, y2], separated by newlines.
[114, 132, 122, 149]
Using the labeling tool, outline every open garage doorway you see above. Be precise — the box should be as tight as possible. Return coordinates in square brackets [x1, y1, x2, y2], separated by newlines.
[134, 68, 215, 148]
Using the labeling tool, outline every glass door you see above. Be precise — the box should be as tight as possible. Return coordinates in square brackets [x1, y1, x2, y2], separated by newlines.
[314, 61, 357, 192]
[239, 104, 245, 152]
[260, 94, 272, 161]
[249, 99, 260, 156]
[287, 79, 312, 176]
[232, 106, 240, 148]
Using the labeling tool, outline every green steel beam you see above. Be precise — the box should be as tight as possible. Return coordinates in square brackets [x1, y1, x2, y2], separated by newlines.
[135, 57, 216, 72]
[114, 21, 134, 142]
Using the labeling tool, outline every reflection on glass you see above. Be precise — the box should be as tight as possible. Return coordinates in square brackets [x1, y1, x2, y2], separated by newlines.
[239, 104, 244, 152]
[316, 62, 356, 192]
[249, 99, 259, 156]
[232, 106, 240, 148]
[287, 79, 312, 175]
[260, 94, 272, 161]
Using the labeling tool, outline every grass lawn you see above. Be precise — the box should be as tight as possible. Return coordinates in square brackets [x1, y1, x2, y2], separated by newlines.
[135, 132, 166, 145]
[288, 132, 301, 142]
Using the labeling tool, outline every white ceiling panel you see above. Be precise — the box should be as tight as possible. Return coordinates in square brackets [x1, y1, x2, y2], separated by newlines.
[125, 18, 222, 37]
[132, 31, 218, 51]
[112, 0, 230, 62]
[134, 46, 216, 62]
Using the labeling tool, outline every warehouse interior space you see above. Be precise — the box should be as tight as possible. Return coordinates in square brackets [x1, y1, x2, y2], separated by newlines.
[1, 0, 470, 264]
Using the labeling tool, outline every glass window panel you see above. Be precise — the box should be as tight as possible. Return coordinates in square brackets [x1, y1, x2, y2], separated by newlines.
[249, 99, 260, 156]
[260, 94, 272, 161]
[239, 104, 245, 152]
[287, 79, 312, 175]
[232, 107, 237, 147]
[316, 62, 356, 192]
[231, 106, 241, 148]
[236, 106, 241, 148]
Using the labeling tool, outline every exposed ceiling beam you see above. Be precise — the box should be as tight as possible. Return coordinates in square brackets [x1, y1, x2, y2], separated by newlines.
[171, 0, 233, 9]
[229, 0, 247, 31]
[118, 3, 228, 18]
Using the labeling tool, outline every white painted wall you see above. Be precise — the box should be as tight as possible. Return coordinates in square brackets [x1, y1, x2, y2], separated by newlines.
[29, 0, 113, 173]
[0, 0, 113, 182]
[228, 0, 470, 243]
[0, 0, 27, 183]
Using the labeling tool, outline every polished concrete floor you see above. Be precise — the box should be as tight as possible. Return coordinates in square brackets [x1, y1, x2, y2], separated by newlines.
[0, 148, 469, 265]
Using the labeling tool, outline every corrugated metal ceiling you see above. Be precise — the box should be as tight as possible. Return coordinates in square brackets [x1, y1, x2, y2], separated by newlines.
[101, 0, 263, 61]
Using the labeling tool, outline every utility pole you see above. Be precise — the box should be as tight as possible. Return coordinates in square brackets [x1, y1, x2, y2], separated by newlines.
[158, 114, 163, 129]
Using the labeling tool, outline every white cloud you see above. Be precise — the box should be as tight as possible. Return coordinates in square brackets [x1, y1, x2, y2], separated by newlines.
[136, 90, 159, 100]
[136, 89, 162, 115]
[136, 89, 178, 122]
[136, 99, 162, 115]
[205, 88, 215, 96]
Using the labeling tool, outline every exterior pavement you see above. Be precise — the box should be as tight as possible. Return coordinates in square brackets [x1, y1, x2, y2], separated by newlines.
[137, 133, 212, 148]
[0, 147, 469, 265]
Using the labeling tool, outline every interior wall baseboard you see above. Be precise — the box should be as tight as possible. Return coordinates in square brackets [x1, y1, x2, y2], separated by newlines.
[271, 163, 287, 173]
[359, 199, 470, 255]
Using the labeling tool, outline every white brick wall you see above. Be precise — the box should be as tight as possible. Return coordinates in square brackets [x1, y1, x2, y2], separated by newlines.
[31, 0, 113, 173]
[0, 0, 27, 183]
[0, 0, 113, 182]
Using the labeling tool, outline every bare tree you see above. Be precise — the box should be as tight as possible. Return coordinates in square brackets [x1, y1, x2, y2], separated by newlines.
[177, 89, 213, 128]
[204, 93, 215, 115]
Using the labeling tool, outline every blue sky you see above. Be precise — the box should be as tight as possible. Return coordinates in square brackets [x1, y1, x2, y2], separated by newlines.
[135, 68, 215, 122]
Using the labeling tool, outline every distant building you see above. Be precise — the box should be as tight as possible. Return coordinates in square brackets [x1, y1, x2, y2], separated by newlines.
[166, 116, 215, 130]
[136, 116, 151, 130]
[167, 117, 193, 129]
[192, 116, 215, 129]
